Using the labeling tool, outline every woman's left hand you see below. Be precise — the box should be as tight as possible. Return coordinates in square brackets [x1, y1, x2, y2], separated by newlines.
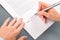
[0, 18, 27, 40]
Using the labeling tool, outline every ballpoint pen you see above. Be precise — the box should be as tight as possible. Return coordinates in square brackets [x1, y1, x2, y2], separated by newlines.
[41, 1, 60, 12]
[21, 1, 60, 23]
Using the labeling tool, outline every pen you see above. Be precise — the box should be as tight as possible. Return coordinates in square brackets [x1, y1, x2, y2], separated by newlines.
[22, 1, 60, 23]
[41, 1, 60, 12]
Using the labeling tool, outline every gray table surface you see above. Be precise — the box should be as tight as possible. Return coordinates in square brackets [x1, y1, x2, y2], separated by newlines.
[0, 4, 60, 40]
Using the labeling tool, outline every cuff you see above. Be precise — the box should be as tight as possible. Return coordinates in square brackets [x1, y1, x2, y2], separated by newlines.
[0, 37, 4, 40]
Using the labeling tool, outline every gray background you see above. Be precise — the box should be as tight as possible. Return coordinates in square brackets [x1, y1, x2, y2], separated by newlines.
[0, 4, 60, 40]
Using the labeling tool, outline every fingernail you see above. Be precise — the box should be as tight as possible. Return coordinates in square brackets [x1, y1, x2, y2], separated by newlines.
[23, 36, 27, 39]
[20, 18, 23, 20]
[38, 11, 41, 14]
[39, 11, 43, 13]
[7, 17, 10, 20]
[18, 18, 23, 21]
[14, 18, 17, 20]
[14, 17, 17, 19]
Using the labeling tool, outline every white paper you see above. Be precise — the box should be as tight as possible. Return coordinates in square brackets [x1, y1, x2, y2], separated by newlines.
[5, 0, 60, 39]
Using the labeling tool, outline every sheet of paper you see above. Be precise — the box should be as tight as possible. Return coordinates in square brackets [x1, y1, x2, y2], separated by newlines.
[5, 0, 60, 39]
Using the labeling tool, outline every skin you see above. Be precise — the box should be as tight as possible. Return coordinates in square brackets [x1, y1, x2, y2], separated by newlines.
[0, 18, 27, 40]
[37, 2, 60, 23]
[0, 2, 60, 40]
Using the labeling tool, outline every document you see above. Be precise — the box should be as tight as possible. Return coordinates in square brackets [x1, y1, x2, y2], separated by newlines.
[5, 0, 60, 39]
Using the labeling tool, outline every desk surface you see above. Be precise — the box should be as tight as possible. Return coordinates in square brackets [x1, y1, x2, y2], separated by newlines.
[0, 4, 60, 40]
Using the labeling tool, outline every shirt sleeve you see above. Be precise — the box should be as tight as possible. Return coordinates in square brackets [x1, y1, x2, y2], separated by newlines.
[0, 37, 4, 40]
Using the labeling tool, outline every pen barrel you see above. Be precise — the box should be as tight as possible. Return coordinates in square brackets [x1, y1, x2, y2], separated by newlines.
[42, 1, 60, 12]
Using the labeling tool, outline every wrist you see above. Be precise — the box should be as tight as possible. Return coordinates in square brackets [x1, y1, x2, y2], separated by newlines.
[0, 36, 8, 40]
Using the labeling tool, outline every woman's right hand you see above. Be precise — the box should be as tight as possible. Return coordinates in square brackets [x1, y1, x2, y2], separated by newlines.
[37, 2, 60, 23]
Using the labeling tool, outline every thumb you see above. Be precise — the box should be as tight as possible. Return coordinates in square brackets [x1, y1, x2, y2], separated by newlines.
[18, 36, 27, 40]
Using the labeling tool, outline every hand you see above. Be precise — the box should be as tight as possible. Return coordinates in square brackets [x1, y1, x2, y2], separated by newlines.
[0, 18, 27, 40]
[37, 2, 60, 23]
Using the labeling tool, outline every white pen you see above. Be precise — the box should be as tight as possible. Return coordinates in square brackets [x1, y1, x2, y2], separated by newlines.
[41, 1, 60, 12]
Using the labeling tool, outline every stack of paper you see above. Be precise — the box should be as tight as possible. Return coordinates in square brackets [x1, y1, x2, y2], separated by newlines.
[5, 0, 60, 39]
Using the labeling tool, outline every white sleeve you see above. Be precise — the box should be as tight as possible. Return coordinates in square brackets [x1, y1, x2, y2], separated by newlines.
[0, 37, 4, 40]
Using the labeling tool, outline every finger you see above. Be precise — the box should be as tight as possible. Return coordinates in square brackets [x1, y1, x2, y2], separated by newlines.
[40, 2, 50, 10]
[2, 18, 10, 26]
[37, 13, 46, 23]
[38, 1, 50, 13]
[40, 16, 46, 23]
[38, 1, 42, 11]
[16, 22, 24, 33]
[41, 2, 56, 13]
[48, 8, 56, 13]
[38, 11, 50, 18]
[8, 18, 17, 26]
[13, 18, 23, 29]
[18, 36, 27, 40]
